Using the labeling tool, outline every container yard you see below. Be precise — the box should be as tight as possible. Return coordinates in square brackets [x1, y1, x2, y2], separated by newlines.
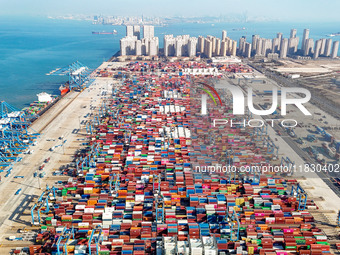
[0, 60, 339, 255]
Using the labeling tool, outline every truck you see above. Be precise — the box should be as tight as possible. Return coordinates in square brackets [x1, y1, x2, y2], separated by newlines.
[307, 135, 316, 142]
[297, 138, 304, 144]
[316, 154, 325, 164]
[9, 236, 23, 241]
[15, 189, 22, 195]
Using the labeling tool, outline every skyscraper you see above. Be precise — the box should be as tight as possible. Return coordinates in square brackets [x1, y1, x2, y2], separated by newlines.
[280, 38, 288, 58]
[149, 38, 159, 56]
[133, 26, 141, 40]
[245, 42, 252, 58]
[304, 38, 314, 56]
[222, 30, 227, 41]
[204, 38, 213, 58]
[290, 29, 297, 38]
[272, 38, 280, 53]
[320, 38, 326, 56]
[302, 29, 310, 51]
[197, 36, 205, 54]
[239, 36, 246, 55]
[220, 41, 227, 56]
[215, 38, 221, 56]
[331, 41, 339, 58]
[313, 39, 322, 59]
[188, 38, 198, 57]
[325, 38, 333, 57]
[126, 25, 134, 37]
[288, 37, 299, 55]
[164, 35, 176, 57]
[252, 35, 260, 54]
[143, 25, 154, 39]
[256, 39, 263, 56]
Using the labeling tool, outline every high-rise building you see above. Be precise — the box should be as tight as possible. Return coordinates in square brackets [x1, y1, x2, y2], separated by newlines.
[135, 40, 142, 56]
[239, 36, 246, 55]
[149, 37, 159, 56]
[331, 41, 339, 58]
[290, 29, 297, 38]
[220, 41, 227, 56]
[204, 38, 213, 58]
[198, 36, 205, 54]
[120, 36, 138, 56]
[256, 38, 263, 56]
[288, 37, 299, 55]
[277, 33, 283, 49]
[222, 30, 227, 41]
[211, 37, 217, 54]
[280, 38, 288, 58]
[126, 25, 134, 37]
[231, 41, 237, 56]
[252, 35, 260, 54]
[320, 38, 326, 56]
[304, 38, 314, 56]
[262, 39, 272, 57]
[175, 38, 183, 57]
[313, 39, 322, 59]
[164, 35, 176, 57]
[325, 38, 333, 57]
[215, 38, 221, 56]
[143, 25, 154, 39]
[141, 38, 150, 55]
[245, 42, 252, 58]
[302, 29, 310, 51]
[272, 38, 280, 53]
[188, 38, 198, 57]
[133, 26, 141, 40]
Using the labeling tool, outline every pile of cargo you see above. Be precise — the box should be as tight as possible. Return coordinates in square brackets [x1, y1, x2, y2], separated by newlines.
[23, 96, 58, 117]
[28, 61, 334, 255]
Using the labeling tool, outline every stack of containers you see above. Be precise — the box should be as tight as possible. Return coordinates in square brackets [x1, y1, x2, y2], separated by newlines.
[28, 61, 331, 255]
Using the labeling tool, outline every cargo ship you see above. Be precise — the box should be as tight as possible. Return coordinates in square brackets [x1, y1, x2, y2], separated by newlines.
[59, 84, 70, 96]
[327, 32, 340, 37]
[92, 29, 117, 35]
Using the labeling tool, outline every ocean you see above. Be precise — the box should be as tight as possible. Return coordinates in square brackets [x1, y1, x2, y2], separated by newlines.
[0, 17, 339, 109]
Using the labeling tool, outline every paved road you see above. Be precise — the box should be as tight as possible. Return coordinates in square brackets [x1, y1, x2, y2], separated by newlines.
[0, 78, 114, 248]
[273, 124, 340, 198]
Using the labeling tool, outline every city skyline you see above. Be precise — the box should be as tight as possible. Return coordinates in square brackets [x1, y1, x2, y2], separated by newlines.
[120, 25, 339, 60]
[1, 0, 340, 22]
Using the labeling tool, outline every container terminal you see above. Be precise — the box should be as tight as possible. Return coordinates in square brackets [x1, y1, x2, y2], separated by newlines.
[0, 59, 339, 255]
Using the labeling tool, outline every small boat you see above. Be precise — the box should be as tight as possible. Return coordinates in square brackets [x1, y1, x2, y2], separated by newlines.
[92, 30, 118, 35]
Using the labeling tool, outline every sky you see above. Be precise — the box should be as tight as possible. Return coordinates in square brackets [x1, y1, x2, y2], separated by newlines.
[0, 0, 340, 22]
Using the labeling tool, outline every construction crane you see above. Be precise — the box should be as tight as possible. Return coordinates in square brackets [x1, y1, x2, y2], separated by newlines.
[31, 186, 56, 225]
[88, 225, 103, 255]
[155, 194, 164, 223]
[0, 101, 38, 169]
[47, 61, 94, 90]
[109, 173, 120, 195]
[290, 183, 308, 211]
[56, 227, 75, 255]
[264, 137, 279, 157]
[152, 174, 161, 194]
[223, 207, 240, 241]
[281, 157, 295, 174]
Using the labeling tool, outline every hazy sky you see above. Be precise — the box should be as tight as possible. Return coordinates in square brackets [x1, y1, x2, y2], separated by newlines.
[1, 0, 340, 22]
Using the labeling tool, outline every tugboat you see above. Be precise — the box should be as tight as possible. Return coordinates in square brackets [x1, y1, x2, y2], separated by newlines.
[59, 84, 70, 96]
